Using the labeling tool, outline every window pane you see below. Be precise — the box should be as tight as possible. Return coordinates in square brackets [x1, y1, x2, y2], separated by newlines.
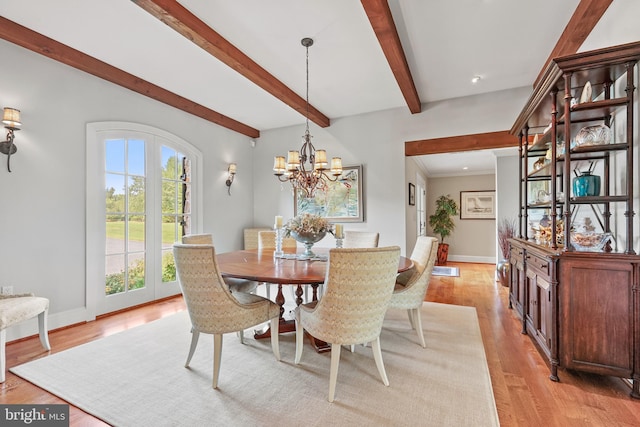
[106, 218, 124, 254]
[105, 254, 125, 295]
[105, 139, 125, 172]
[127, 215, 145, 251]
[162, 181, 177, 214]
[128, 139, 145, 176]
[162, 146, 177, 180]
[161, 249, 176, 283]
[106, 173, 125, 213]
[127, 252, 145, 291]
[162, 215, 178, 246]
[128, 176, 145, 213]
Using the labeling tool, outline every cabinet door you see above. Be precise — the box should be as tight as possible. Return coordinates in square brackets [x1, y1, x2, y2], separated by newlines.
[559, 258, 634, 377]
[509, 258, 525, 317]
[536, 275, 552, 351]
[525, 269, 537, 330]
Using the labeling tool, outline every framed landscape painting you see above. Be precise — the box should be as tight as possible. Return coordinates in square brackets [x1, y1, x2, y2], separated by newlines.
[460, 190, 495, 220]
[294, 165, 364, 222]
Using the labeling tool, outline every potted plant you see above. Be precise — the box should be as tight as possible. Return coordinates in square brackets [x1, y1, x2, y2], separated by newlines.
[428, 194, 458, 265]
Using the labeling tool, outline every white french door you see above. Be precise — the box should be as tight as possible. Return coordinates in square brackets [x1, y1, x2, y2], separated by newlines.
[86, 122, 202, 317]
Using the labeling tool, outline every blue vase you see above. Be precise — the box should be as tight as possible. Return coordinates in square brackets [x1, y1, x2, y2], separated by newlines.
[572, 171, 600, 197]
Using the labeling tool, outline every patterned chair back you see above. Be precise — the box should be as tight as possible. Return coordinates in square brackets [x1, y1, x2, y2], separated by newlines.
[342, 231, 379, 248]
[304, 246, 400, 345]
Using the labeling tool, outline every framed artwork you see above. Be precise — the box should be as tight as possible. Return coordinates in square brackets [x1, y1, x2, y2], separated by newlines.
[294, 165, 364, 222]
[408, 183, 415, 206]
[460, 190, 495, 220]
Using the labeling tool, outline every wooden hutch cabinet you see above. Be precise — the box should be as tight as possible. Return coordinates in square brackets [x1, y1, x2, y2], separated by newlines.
[509, 41, 640, 398]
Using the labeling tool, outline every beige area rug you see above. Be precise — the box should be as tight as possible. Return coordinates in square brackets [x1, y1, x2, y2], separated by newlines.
[11, 302, 498, 427]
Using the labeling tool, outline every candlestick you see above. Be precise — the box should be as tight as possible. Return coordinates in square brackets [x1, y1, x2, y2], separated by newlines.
[274, 227, 284, 258]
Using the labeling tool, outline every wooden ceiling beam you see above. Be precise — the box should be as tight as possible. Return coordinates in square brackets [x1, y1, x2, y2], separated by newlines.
[405, 131, 518, 156]
[132, 0, 330, 128]
[534, 0, 613, 88]
[361, 0, 421, 114]
[0, 16, 259, 138]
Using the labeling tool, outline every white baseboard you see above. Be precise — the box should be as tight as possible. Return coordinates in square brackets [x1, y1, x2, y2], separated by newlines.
[5, 306, 89, 343]
[448, 255, 495, 264]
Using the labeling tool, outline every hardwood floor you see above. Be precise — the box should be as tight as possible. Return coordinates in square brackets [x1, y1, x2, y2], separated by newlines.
[1, 262, 638, 426]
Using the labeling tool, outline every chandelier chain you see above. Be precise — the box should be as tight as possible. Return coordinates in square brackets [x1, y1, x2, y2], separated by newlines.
[272, 37, 342, 199]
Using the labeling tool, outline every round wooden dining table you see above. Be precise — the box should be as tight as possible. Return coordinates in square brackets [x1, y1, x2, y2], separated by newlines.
[217, 247, 413, 351]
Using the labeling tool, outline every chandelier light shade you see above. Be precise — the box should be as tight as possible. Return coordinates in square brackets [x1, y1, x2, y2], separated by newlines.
[273, 37, 342, 199]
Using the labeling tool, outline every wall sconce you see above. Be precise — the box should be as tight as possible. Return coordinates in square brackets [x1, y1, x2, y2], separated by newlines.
[225, 163, 237, 195]
[0, 108, 21, 172]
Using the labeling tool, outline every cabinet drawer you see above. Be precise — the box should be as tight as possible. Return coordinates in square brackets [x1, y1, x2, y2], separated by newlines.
[510, 246, 524, 262]
[527, 253, 551, 278]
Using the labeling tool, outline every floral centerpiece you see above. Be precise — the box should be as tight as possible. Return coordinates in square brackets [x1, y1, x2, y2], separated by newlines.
[284, 213, 333, 258]
[283, 213, 332, 237]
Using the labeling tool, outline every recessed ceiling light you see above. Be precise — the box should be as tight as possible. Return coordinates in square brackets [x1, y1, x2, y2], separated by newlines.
[463, 166, 469, 170]
[471, 75, 481, 84]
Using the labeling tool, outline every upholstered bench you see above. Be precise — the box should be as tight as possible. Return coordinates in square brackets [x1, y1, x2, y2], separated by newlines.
[0, 293, 51, 382]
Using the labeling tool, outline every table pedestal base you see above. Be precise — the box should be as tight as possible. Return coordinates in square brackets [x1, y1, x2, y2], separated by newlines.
[254, 283, 329, 352]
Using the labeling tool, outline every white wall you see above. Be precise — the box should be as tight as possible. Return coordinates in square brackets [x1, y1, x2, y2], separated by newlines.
[496, 154, 520, 257]
[405, 157, 425, 253]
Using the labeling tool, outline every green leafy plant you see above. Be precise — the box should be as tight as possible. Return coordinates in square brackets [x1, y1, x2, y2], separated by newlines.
[429, 194, 459, 243]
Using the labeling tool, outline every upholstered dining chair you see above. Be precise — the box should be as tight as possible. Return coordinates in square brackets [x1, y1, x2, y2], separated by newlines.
[257, 230, 297, 251]
[182, 234, 257, 294]
[342, 231, 380, 248]
[387, 236, 438, 348]
[243, 227, 271, 250]
[173, 243, 281, 389]
[258, 231, 297, 299]
[294, 246, 401, 402]
[0, 293, 51, 383]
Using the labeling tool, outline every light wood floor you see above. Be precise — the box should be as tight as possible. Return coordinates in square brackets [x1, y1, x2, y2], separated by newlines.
[1, 262, 638, 426]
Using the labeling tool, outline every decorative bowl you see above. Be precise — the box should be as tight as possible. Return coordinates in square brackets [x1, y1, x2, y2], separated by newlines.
[575, 124, 612, 147]
[570, 232, 611, 251]
[290, 231, 326, 245]
[290, 231, 327, 258]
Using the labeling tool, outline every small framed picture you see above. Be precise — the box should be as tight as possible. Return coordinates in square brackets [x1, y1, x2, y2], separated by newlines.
[408, 183, 415, 206]
[460, 190, 495, 220]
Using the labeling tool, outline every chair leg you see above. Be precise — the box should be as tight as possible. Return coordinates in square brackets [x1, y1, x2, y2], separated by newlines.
[407, 309, 416, 330]
[328, 343, 341, 402]
[371, 337, 389, 386]
[238, 329, 244, 344]
[38, 310, 51, 351]
[413, 308, 426, 348]
[185, 329, 200, 367]
[212, 334, 223, 389]
[265, 283, 271, 299]
[294, 311, 303, 364]
[0, 329, 6, 383]
[270, 317, 280, 361]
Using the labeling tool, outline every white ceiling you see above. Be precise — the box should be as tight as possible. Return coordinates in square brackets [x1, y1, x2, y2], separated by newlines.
[1, 0, 633, 176]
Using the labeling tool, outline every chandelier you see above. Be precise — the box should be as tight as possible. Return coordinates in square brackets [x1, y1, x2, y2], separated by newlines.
[273, 37, 342, 199]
